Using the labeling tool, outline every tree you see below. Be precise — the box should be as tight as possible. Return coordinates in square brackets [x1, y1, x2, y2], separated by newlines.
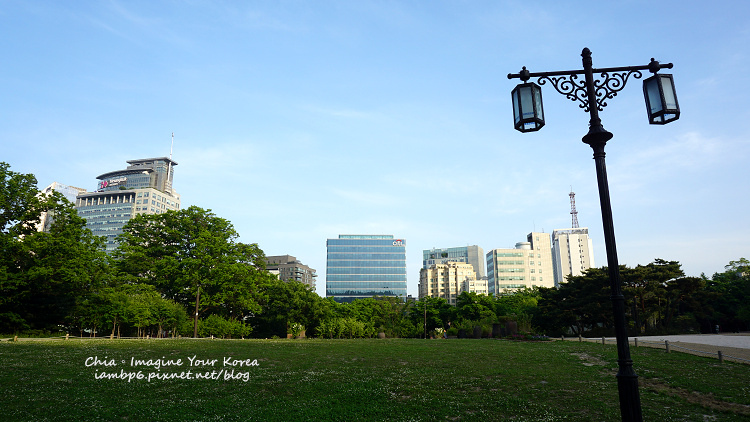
[536, 267, 613, 336]
[455, 292, 496, 323]
[622, 259, 684, 333]
[706, 258, 750, 332]
[113, 206, 266, 337]
[410, 297, 453, 337]
[0, 162, 110, 332]
[496, 288, 541, 332]
[664, 276, 707, 332]
[0, 162, 50, 237]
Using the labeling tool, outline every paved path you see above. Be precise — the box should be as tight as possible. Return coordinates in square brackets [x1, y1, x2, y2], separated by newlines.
[581, 333, 750, 363]
[631, 333, 750, 350]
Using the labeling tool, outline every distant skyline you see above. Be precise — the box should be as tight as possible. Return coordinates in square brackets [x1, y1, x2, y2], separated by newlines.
[2, 1, 749, 298]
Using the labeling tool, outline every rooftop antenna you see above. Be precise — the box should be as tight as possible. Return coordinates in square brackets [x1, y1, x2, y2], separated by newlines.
[569, 187, 579, 228]
[167, 132, 174, 193]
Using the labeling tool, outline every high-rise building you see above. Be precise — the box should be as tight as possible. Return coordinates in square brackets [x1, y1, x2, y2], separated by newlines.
[422, 245, 485, 278]
[552, 228, 595, 287]
[486, 232, 555, 295]
[326, 235, 407, 303]
[266, 255, 317, 290]
[75, 157, 180, 252]
[37, 182, 87, 232]
[419, 262, 485, 305]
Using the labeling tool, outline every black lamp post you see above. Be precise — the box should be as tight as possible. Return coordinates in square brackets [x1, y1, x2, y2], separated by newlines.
[508, 48, 679, 422]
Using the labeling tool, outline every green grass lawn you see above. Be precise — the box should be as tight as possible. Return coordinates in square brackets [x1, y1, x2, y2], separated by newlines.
[1, 338, 748, 421]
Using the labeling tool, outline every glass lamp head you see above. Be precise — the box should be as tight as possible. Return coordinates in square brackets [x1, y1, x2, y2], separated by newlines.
[643, 74, 679, 125]
[511, 82, 545, 132]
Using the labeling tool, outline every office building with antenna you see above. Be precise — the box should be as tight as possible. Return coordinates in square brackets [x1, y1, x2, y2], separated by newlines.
[551, 189, 595, 286]
[75, 155, 181, 252]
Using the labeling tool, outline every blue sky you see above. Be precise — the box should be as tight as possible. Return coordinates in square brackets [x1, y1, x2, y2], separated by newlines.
[2, 1, 749, 297]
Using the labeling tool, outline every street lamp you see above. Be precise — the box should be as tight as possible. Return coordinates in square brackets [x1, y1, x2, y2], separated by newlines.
[508, 48, 679, 422]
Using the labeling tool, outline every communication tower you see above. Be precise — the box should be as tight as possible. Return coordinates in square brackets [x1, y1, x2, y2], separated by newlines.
[569, 188, 579, 228]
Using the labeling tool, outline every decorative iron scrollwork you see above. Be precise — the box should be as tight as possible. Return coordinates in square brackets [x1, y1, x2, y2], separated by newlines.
[537, 74, 588, 110]
[536, 70, 643, 112]
[593, 70, 643, 111]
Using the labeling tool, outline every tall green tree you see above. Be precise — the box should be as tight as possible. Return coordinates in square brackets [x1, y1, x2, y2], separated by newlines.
[113, 206, 266, 337]
[252, 275, 328, 338]
[0, 162, 110, 332]
[622, 259, 684, 333]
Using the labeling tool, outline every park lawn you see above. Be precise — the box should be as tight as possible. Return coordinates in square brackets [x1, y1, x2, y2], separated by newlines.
[1, 338, 748, 422]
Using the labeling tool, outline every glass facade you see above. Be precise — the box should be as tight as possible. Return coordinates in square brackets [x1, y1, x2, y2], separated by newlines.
[326, 235, 407, 303]
[76, 193, 136, 251]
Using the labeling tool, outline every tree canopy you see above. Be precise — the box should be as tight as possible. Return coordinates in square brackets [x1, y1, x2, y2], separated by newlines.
[113, 206, 267, 336]
[0, 163, 110, 332]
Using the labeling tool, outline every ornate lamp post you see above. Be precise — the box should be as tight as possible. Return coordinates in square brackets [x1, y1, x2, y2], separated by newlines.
[508, 48, 679, 422]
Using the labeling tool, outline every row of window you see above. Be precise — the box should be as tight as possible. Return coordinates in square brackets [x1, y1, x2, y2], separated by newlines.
[82, 212, 132, 219]
[327, 260, 406, 268]
[326, 275, 407, 282]
[488, 252, 544, 260]
[77, 203, 134, 212]
[327, 268, 407, 275]
[327, 289, 407, 297]
[326, 282, 408, 289]
[496, 260, 525, 265]
[490, 252, 524, 258]
[86, 220, 130, 227]
[327, 246, 406, 253]
[135, 207, 164, 213]
[89, 226, 125, 232]
[327, 253, 405, 260]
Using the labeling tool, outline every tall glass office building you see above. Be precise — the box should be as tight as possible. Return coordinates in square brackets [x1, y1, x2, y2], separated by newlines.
[326, 235, 407, 303]
[75, 157, 180, 252]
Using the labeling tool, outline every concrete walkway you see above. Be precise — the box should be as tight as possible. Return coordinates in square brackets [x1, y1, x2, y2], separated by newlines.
[584, 333, 750, 363]
[632, 333, 750, 350]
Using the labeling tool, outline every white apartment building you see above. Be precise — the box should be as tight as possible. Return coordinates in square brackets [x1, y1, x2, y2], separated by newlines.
[37, 182, 87, 232]
[418, 262, 481, 305]
[422, 245, 485, 278]
[552, 228, 595, 287]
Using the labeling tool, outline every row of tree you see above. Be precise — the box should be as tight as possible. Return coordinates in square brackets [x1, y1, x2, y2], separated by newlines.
[1, 162, 748, 338]
[535, 258, 750, 336]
